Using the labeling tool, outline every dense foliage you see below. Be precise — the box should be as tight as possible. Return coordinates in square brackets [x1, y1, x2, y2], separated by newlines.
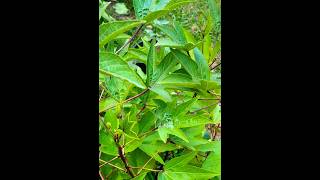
[99, 0, 221, 179]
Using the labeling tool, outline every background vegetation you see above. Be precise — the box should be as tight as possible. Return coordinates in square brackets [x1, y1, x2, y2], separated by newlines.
[99, 0, 221, 179]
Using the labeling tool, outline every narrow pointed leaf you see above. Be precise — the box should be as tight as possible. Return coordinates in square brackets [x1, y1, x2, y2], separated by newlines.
[164, 151, 197, 170]
[99, 52, 146, 89]
[99, 20, 145, 47]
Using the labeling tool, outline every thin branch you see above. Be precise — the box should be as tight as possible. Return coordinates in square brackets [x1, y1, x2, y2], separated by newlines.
[99, 89, 105, 101]
[116, 24, 144, 54]
[198, 98, 220, 101]
[99, 156, 119, 168]
[99, 170, 105, 180]
[105, 168, 115, 179]
[189, 103, 219, 114]
[138, 127, 157, 138]
[132, 166, 161, 172]
[99, 88, 149, 113]
[136, 103, 147, 118]
[118, 145, 135, 177]
[137, 156, 154, 175]
[211, 62, 221, 70]
[101, 161, 126, 172]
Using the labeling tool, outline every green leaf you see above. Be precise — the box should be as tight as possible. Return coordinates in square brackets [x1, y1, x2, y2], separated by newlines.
[207, 0, 221, 33]
[99, 1, 111, 20]
[159, 73, 200, 89]
[139, 111, 157, 134]
[164, 151, 197, 170]
[150, 85, 172, 102]
[213, 104, 221, 123]
[153, 53, 177, 83]
[200, 79, 220, 90]
[164, 0, 196, 10]
[99, 52, 146, 89]
[175, 115, 213, 128]
[124, 48, 147, 63]
[139, 144, 165, 164]
[104, 110, 119, 131]
[174, 99, 197, 117]
[125, 137, 144, 153]
[203, 34, 212, 62]
[143, 10, 170, 23]
[133, 0, 152, 19]
[99, 20, 145, 47]
[158, 127, 189, 143]
[114, 3, 129, 15]
[99, 98, 117, 113]
[155, 38, 198, 51]
[132, 172, 148, 180]
[146, 41, 156, 86]
[195, 141, 221, 152]
[99, 132, 118, 156]
[202, 150, 221, 175]
[194, 48, 210, 80]
[171, 50, 200, 79]
[161, 165, 218, 180]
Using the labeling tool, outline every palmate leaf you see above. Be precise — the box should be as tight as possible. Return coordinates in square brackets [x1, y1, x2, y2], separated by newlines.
[143, 10, 170, 23]
[164, 151, 197, 170]
[207, 0, 221, 33]
[155, 38, 200, 51]
[159, 73, 200, 89]
[159, 165, 218, 180]
[164, 0, 196, 10]
[99, 1, 111, 20]
[158, 127, 189, 143]
[99, 20, 145, 47]
[104, 110, 119, 131]
[174, 114, 214, 128]
[147, 52, 178, 102]
[99, 132, 118, 156]
[146, 41, 156, 87]
[171, 49, 201, 79]
[133, 0, 196, 22]
[123, 48, 147, 63]
[202, 142, 221, 175]
[99, 52, 146, 89]
[194, 48, 210, 80]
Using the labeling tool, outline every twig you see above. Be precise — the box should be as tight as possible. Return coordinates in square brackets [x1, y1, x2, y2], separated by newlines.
[99, 170, 105, 180]
[99, 89, 105, 101]
[211, 62, 221, 70]
[138, 127, 157, 138]
[136, 103, 147, 118]
[99, 88, 149, 113]
[132, 166, 161, 173]
[101, 161, 126, 172]
[137, 157, 154, 175]
[118, 145, 135, 177]
[99, 156, 119, 168]
[189, 103, 219, 114]
[116, 24, 144, 54]
[198, 98, 220, 100]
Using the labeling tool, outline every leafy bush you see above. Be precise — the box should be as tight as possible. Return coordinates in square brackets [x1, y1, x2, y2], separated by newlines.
[99, 0, 221, 179]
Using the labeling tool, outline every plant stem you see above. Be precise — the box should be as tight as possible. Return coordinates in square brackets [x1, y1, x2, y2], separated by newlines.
[137, 157, 154, 175]
[138, 127, 157, 138]
[189, 103, 219, 114]
[118, 145, 135, 177]
[116, 24, 144, 54]
[132, 167, 161, 172]
[99, 170, 105, 180]
[99, 88, 149, 113]
[102, 161, 126, 172]
[211, 62, 221, 70]
[99, 156, 119, 168]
